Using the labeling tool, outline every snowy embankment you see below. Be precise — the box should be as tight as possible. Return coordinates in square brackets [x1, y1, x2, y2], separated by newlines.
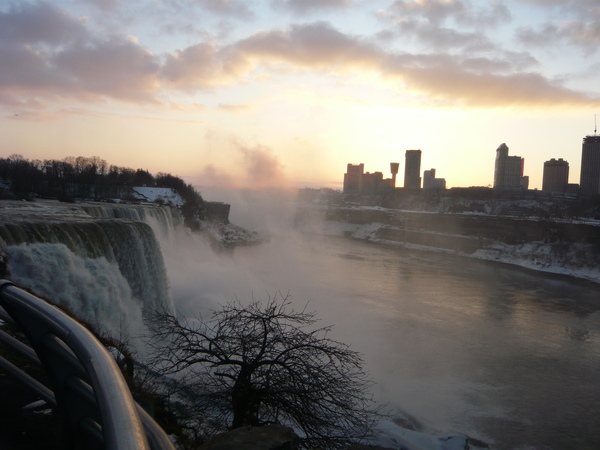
[131, 186, 185, 206]
[311, 219, 600, 285]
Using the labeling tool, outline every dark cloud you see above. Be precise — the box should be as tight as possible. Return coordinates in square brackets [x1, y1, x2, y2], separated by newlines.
[0, 3, 159, 104]
[378, 0, 511, 52]
[83, 0, 122, 12]
[196, 0, 254, 19]
[517, 20, 600, 54]
[386, 0, 511, 27]
[0, 3, 597, 112]
[0, 44, 66, 91]
[390, 19, 495, 51]
[272, 0, 352, 15]
[388, 0, 468, 25]
[520, 0, 600, 12]
[382, 55, 596, 107]
[55, 36, 160, 101]
[0, 2, 88, 45]
[517, 0, 600, 53]
[237, 22, 380, 68]
[160, 42, 249, 89]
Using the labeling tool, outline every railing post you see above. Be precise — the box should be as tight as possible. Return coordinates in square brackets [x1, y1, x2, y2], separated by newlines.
[0, 280, 166, 449]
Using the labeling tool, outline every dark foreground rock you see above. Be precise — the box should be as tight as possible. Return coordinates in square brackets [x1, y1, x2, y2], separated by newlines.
[200, 424, 299, 450]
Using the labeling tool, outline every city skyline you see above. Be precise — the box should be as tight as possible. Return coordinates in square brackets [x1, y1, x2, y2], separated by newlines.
[343, 133, 600, 193]
[1, 1, 599, 191]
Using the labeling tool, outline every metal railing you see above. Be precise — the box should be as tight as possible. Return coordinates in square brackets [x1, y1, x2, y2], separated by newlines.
[0, 280, 175, 449]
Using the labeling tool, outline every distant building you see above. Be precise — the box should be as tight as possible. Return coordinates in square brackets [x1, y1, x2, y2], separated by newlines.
[520, 175, 529, 190]
[542, 158, 569, 193]
[423, 168, 446, 190]
[579, 135, 600, 197]
[362, 171, 385, 195]
[567, 183, 579, 195]
[343, 163, 364, 194]
[493, 143, 524, 190]
[342, 163, 396, 195]
[404, 150, 422, 189]
[390, 162, 399, 188]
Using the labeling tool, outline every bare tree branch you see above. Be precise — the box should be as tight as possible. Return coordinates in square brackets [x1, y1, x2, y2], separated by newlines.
[146, 293, 382, 448]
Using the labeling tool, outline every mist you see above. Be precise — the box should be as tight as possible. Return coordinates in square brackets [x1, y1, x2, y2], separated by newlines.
[149, 187, 600, 448]
[155, 187, 487, 439]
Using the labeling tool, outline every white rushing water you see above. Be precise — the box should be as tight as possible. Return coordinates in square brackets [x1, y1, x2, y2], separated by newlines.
[1, 202, 173, 346]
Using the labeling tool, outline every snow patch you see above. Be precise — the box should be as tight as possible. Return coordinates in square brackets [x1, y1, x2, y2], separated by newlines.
[131, 187, 184, 206]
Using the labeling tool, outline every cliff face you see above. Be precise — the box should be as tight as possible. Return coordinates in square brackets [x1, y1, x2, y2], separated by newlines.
[296, 205, 600, 284]
[324, 207, 600, 248]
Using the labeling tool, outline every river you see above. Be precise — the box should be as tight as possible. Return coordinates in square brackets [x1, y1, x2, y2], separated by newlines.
[182, 229, 600, 449]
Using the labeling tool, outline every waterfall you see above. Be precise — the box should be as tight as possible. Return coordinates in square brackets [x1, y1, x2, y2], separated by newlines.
[0, 202, 177, 343]
[79, 203, 183, 237]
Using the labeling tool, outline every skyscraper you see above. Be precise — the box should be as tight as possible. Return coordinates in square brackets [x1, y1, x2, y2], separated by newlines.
[404, 150, 421, 189]
[343, 163, 364, 194]
[423, 168, 446, 190]
[542, 158, 569, 193]
[579, 135, 600, 197]
[493, 143, 524, 189]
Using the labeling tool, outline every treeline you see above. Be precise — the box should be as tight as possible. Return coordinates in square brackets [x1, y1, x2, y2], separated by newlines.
[0, 154, 205, 222]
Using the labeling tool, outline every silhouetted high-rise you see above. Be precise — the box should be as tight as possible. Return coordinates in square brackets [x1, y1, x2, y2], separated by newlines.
[343, 163, 364, 194]
[579, 135, 600, 197]
[494, 143, 523, 189]
[404, 150, 421, 189]
[423, 168, 446, 190]
[542, 158, 569, 193]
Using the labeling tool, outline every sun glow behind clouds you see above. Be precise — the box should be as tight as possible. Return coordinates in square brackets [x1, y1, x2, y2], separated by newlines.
[1, 0, 600, 190]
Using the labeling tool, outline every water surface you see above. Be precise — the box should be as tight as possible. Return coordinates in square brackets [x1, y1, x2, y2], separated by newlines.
[228, 235, 600, 449]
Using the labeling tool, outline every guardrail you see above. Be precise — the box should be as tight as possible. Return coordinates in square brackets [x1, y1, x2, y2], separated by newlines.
[0, 280, 175, 449]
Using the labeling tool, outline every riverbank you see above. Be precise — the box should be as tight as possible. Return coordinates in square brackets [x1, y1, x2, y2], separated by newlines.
[295, 205, 600, 285]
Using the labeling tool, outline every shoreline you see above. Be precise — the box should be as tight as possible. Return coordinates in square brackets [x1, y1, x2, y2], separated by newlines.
[304, 219, 600, 287]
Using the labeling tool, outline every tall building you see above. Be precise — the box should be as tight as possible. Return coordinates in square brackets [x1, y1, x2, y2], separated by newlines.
[423, 168, 446, 190]
[493, 143, 524, 189]
[342, 163, 396, 195]
[404, 150, 422, 189]
[542, 158, 569, 193]
[579, 135, 600, 197]
[343, 163, 364, 194]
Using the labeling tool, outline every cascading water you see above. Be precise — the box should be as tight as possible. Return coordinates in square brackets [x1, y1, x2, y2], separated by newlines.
[80, 203, 182, 237]
[0, 201, 176, 344]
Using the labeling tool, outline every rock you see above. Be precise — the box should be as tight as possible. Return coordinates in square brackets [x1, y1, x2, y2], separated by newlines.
[347, 445, 396, 450]
[0, 243, 8, 278]
[200, 424, 299, 450]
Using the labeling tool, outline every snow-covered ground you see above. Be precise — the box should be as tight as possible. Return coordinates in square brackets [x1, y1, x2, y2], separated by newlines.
[131, 187, 184, 206]
[306, 219, 600, 286]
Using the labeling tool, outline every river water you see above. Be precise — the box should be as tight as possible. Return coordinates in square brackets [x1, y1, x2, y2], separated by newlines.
[201, 233, 600, 449]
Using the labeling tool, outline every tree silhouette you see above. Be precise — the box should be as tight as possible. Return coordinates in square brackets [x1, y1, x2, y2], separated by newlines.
[147, 294, 380, 448]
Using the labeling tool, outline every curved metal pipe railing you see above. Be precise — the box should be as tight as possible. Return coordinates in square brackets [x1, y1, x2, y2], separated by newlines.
[0, 280, 175, 450]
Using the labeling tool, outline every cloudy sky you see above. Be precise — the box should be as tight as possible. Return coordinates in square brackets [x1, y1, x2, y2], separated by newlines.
[1, 0, 599, 190]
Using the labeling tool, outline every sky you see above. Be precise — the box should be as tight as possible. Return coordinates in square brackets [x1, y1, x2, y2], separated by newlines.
[1, 0, 600, 191]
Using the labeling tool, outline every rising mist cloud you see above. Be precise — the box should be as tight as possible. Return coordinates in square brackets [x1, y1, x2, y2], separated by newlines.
[198, 142, 292, 190]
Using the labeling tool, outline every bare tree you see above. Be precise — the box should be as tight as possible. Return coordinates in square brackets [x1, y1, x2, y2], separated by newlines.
[147, 293, 381, 448]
